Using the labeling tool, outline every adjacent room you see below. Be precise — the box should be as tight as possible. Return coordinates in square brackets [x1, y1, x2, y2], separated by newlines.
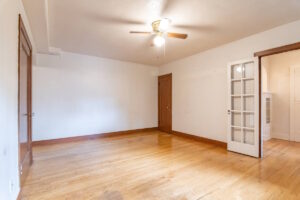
[261, 50, 300, 149]
[1, 0, 300, 200]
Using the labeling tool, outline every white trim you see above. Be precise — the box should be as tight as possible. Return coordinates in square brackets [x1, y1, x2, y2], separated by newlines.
[290, 65, 300, 142]
[271, 132, 290, 141]
[290, 66, 295, 141]
[263, 134, 271, 141]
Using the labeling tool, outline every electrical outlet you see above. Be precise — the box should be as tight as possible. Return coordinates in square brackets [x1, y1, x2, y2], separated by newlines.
[2, 148, 7, 156]
[9, 180, 14, 193]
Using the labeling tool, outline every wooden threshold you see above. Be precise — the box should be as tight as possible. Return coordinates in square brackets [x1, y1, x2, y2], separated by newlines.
[32, 127, 158, 146]
[172, 130, 227, 148]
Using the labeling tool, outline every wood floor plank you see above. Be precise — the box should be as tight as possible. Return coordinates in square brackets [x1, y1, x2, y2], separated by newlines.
[21, 131, 300, 200]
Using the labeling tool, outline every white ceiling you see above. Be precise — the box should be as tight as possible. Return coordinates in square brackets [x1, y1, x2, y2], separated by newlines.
[23, 0, 300, 66]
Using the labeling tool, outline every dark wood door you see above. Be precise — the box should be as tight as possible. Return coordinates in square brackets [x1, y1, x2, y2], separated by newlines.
[158, 74, 172, 133]
[18, 15, 33, 186]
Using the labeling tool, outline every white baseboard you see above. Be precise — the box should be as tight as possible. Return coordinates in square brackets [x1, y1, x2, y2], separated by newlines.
[295, 135, 300, 142]
[271, 132, 290, 141]
[263, 134, 271, 141]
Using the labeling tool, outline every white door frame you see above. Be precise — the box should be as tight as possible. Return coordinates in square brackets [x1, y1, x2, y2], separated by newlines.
[290, 65, 300, 142]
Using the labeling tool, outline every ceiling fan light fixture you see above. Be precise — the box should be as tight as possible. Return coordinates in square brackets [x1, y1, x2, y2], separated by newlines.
[153, 35, 165, 47]
[158, 18, 171, 32]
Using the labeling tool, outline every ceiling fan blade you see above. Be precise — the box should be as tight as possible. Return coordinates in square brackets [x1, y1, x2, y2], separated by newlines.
[88, 13, 144, 25]
[130, 31, 152, 34]
[173, 24, 216, 32]
[167, 32, 188, 39]
[161, 0, 178, 16]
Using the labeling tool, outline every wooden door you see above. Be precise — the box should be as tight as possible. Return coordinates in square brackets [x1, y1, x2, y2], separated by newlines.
[158, 74, 172, 133]
[227, 59, 260, 157]
[18, 15, 33, 186]
[290, 65, 300, 142]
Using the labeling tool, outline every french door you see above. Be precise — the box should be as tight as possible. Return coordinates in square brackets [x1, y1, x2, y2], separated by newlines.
[227, 58, 260, 157]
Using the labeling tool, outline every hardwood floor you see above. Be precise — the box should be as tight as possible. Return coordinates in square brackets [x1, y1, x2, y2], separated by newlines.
[22, 130, 300, 200]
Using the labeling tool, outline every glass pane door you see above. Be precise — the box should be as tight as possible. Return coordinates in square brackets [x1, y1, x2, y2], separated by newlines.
[228, 59, 259, 157]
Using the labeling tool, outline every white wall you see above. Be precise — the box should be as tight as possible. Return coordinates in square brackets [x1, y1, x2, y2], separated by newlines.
[262, 57, 270, 93]
[0, 3, 299, 199]
[263, 50, 300, 140]
[0, 0, 35, 199]
[159, 20, 300, 142]
[33, 52, 158, 141]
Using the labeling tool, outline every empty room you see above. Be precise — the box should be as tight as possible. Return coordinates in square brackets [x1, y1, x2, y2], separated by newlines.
[1, 0, 300, 199]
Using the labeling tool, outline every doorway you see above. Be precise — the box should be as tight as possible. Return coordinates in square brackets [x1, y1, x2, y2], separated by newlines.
[18, 15, 33, 186]
[158, 74, 172, 133]
[261, 49, 300, 142]
[255, 42, 300, 157]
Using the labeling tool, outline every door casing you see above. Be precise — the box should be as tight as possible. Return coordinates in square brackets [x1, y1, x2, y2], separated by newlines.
[254, 41, 300, 157]
[18, 14, 33, 187]
[290, 65, 300, 142]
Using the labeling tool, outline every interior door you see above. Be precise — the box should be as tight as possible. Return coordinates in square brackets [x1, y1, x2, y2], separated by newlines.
[290, 65, 300, 142]
[19, 15, 33, 186]
[158, 74, 172, 133]
[227, 59, 259, 157]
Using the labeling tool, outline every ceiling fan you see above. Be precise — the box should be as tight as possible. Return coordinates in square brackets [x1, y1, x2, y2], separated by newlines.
[129, 18, 188, 47]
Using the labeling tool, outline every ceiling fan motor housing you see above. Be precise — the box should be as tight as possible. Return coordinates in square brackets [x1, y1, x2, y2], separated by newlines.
[152, 20, 161, 33]
[152, 18, 171, 33]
